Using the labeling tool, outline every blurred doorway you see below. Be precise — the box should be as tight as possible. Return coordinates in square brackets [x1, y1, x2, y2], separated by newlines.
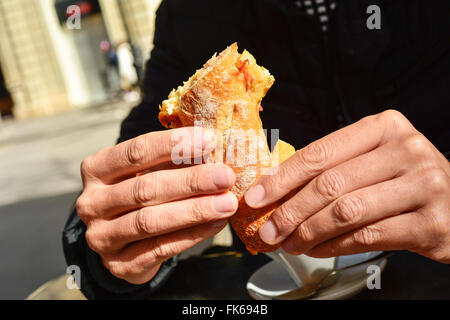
[54, 0, 122, 104]
[0, 0, 157, 120]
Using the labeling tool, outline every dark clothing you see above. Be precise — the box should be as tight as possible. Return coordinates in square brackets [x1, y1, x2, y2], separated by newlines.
[63, 0, 450, 299]
[281, 0, 337, 32]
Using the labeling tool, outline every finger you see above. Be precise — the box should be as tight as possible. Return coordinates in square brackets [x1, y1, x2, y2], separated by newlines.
[280, 173, 427, 254]
[258, 142, 403, 245]
[102, 219, 229, 284]
[87, 192, 238, 253]
[245, 110, 415, 209]
[83, 127, 216, 184]
[304, 211, 429, 258]
[91, 163, 235, 218]
[136, 159, 199, 176]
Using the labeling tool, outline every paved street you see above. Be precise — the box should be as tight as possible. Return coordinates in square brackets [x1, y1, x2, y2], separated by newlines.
[0, 101, 133, 299]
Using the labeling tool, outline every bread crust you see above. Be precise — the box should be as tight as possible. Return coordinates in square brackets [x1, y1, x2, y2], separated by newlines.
[159, 43, 293, 254]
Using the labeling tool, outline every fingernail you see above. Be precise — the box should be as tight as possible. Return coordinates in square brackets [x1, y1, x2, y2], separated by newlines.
[213, 193, 238, 213]
[245, 184, 265, 208]
[259, 219, 278, 244]
[212, 167, 234, 189]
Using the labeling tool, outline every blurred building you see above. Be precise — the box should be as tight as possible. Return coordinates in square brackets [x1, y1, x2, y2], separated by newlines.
[0, 0, 161, 119]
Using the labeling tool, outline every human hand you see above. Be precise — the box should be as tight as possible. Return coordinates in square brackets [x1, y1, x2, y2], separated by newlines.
[245, 110, 450, 263]
[76, 127, 238, 284]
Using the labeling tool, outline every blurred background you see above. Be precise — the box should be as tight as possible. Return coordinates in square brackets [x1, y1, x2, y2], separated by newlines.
[0, 0, 162, 299]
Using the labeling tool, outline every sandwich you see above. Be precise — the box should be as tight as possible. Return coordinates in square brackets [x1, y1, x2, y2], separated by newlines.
[159, 43, 295, 254]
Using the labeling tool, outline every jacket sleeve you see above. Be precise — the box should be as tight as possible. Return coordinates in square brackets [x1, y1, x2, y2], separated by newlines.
[62, 0, 191, 299]
[63, 202, 179, 300]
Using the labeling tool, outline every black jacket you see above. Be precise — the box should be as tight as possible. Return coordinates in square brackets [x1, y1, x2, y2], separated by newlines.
[63, 0, 450, 299]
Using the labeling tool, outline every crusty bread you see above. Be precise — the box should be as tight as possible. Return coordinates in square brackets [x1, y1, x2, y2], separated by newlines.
[159, 43, 295, 254]
[231, 139, 295, 254]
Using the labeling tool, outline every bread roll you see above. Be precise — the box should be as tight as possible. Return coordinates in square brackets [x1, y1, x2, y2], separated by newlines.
[159, 43, 295, 254]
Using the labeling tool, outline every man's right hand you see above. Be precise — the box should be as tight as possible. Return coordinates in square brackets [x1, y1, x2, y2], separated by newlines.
[76, 127, 238, 285]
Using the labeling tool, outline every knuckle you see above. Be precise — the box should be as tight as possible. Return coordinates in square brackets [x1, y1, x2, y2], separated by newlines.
[135, 208, 155, 235]
[80, 156, 95, 178]
[376, 109, 414, 140]
[380, 109, 406, 121]
[408, 211, 447, 254]
[265, 171, 286, 195]
[133, 176, 156, 204]
[299, 140, 332, 174]
[406, 223, 432, 253]
[425, 248, 450, 264]
[75, 193, 94, 222]
[409, 239, 432, 254]
[402, 134, 431, 159]
[85, 227, 105, 254]
[425, 209, 449, 242]
[152, 239, 174, 261]
[186, 167, 201, 194]
[84, 228, 95, 249]
[126, 136, 146, 166]
[276, 204, 299, 230]
[378, 109, 409, 130]
[422, 168, 449, 194]
[352, 225, 381, 247]
[434, 219, 450, 241]
[296, 223, 314, 243]
[359, 114, 374, 127]
[333, 196, 364, 226]
[107, 261, 127, 279]
[410, 232, 436, 256]
[315, 170, 345, 200]
[188, 199, 207, 224]
[266, 165, 288, 192]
